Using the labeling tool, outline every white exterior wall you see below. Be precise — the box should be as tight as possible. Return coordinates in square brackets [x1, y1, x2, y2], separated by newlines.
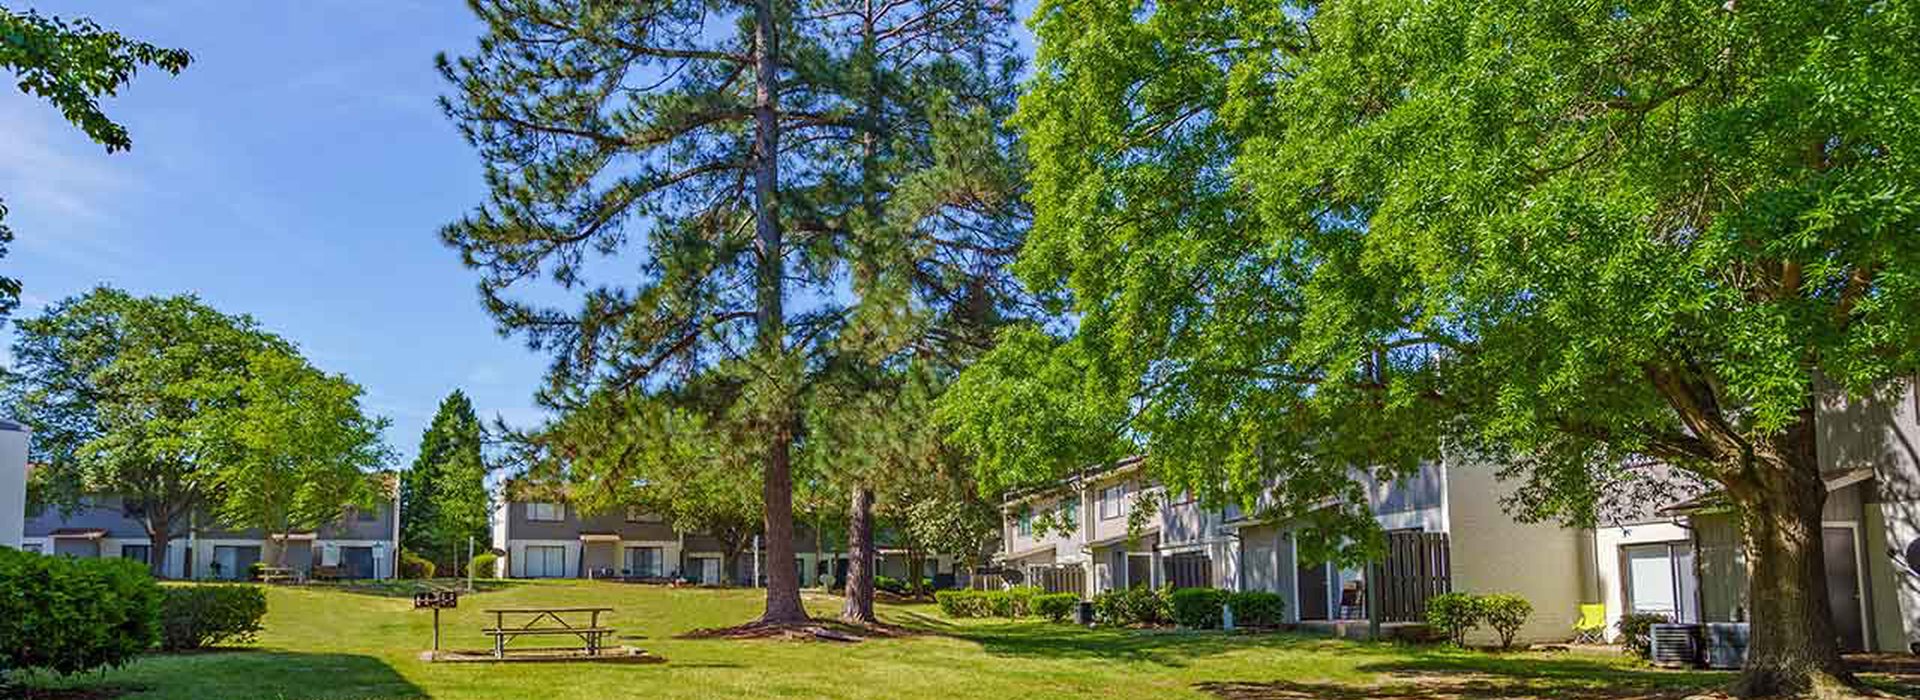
[1592, 521, 1691, 642]
[0, 425, 27, 549]
[1444, 464, 1589, 644]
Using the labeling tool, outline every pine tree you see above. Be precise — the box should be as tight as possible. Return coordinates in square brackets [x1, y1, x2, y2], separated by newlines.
[439, 0, 1022, 625]
[401, 390, 489, 572]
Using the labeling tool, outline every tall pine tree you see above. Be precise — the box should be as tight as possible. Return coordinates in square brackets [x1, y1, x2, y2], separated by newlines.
[439, 0, 1021, 624]
[401, 390, 489, 572]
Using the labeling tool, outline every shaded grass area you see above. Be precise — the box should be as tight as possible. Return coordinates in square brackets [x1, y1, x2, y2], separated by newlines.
[17, 581, 1885, 700]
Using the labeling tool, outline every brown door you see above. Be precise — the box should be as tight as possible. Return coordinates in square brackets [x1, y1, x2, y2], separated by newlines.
[1822, 526, 1866, 652]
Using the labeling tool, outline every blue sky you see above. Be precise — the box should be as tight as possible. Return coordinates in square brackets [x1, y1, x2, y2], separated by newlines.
[0, 1, 539, 462]
[1, 1, 1038, 465]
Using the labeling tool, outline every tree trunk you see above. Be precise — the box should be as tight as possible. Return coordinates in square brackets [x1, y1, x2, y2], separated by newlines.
[147, 528, 172, 579]
[749, 0, 808, 626]
[1728, 421, 1857, 697]
[842, 486, 877, 624]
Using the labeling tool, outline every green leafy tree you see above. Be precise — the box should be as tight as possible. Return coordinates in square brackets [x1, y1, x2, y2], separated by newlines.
[0, 6, 191, 318]
[401, 390, 490, 572]
[440, 0, 1022, 624]
[211, 350, 391, 567]
[947, 0, 1919, 695]
[2, 287, 287, 576]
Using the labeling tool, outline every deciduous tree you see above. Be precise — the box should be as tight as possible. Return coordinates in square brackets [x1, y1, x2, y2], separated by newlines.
[946, 1, 1919, 695]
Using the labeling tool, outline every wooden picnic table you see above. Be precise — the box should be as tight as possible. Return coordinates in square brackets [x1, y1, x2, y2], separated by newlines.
[481, 607, 616, 659]
[257, 566, 301, 584]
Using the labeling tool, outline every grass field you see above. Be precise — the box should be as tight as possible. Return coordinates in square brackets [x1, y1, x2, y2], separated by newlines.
[13, 580, 1908, 700]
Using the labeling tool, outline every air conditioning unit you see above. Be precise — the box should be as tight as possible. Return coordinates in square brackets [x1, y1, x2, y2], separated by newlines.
[1704, 623, 1749, 669]
[1649, 624, 1703, 668]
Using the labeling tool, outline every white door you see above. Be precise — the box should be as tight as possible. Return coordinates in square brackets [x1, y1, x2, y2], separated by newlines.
[1624, 543, 1678, 618]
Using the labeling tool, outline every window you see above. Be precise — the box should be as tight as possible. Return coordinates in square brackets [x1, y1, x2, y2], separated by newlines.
[121, 544, 152, 565]
[356, 505, 379, 522]
[1099, 484, 1128, 520]
[626, 546, 664, 577]
[526, 502, 564, 522]
[1016, 510, 1032, 537]
[625, 507, 662, 523]
[121, 499, 146, 519]
[524, 545, 567, 578]
[1060, 499, 1079, 528]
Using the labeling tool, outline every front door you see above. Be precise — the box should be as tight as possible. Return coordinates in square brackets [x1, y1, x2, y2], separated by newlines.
[341, 546, 375, 579]
[1823, 526, 1866, 652]
[1297, 560, 1330, 620]
[699, 557, 722, 585]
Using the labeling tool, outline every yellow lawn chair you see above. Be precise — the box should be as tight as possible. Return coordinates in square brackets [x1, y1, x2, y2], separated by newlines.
[1572, 603, 1607, 644]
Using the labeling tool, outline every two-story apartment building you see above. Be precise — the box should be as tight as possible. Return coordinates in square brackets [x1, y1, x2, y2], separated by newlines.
[998, 457, 1591, 644]
[491, 493, 965, 586]
[19, 472, 403, 580]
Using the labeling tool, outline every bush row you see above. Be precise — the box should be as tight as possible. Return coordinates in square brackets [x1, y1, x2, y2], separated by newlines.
[1, 548, 273, 684]
[934, 587, 1078, 621]
[1088, 586, 1286, 629]
[1426, 592, 1533, 649]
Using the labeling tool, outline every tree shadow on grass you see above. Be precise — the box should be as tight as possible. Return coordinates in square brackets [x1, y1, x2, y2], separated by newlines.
[17, 651, 429, 700]
[306, 578, 522, 599]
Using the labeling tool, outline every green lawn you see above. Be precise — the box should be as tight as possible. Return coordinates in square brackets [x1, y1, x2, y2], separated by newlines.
[14, 581, 1905, 700]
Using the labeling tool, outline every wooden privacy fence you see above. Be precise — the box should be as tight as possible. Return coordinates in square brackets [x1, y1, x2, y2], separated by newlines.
[1164, 552, 1213, 590]
[1026, 565, 1086, 596]
[1368, 531, 1452, 623]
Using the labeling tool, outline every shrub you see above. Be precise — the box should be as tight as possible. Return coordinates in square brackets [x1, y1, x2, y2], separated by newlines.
[1617, 612, 1671, 659]
[1228, 591, 1287, 628]
[247, 561, 266, 581]
[0, 548, 162, 681]
[469, 552, 499, 579]
[160, 585, 267, 651]
[1033, 593, 1079, 623]
[1094, 585, 1172, 626]
[1478, 594, 1533, 650]
[1426, 592, 1483, 646]
[398, 550, 435, 579]
[935, 590, 991, 618]
[1170, 587, 1229, 629]
[987, 586, 1040, 618]
[874, 575, 908, 595]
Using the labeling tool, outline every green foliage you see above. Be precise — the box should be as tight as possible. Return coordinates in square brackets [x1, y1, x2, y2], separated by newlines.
[873, 575, 908, 596]
[1169, 588, 1228, 630]
[1033, 593, 1079, 623]
[986, 586, 1041, 618]
[935, 590, 992, 618]
[1092, 586, 1172, 627]
[1426, 593, 1484, 647]
[1478, 594, 1533, 650]
[2, 288, 295, 574]
[398, 550, 435, 580]
[212, 349, 389, 556]
[1617, 612, 1672, 659]
[470, 552, 499, 580]
[159, 585, 266, 651]
[401, 390, 489, 572]
[1227, 591, 1287, 629]
[0, 7, 190, 320]
[0, 548, 161, 680]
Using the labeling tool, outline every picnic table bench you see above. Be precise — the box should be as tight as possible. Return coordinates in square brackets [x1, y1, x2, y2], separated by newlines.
[481, 607, 616, 659]
[257, 566, 301, 584]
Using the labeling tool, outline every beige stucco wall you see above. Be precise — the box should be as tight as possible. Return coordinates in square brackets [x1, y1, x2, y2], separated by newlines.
[1444, 464, 1589, 644]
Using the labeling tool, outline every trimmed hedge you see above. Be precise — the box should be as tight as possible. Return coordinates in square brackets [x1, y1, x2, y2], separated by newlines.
[1091, 586, 1171, 627]
[1617, 612, 1670, 659]
[1479, 594, 1533, 650]
[398, 550, 435, 579]
[0, 547, 162, 680]
[1033, 593, 1078, 623]
[470, 552, 499, 579]
[1228, 590, 1287, 628]
[161, 585, 267, 651]
[1426, 592, 1482, 646]
[874, 575, 909, 596]
[934, 588, 1048, 619]
[1169, 588, 1229, 629]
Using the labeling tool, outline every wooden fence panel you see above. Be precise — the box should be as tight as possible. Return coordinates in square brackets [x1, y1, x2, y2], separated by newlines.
[1371, 531, 1452, 623]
